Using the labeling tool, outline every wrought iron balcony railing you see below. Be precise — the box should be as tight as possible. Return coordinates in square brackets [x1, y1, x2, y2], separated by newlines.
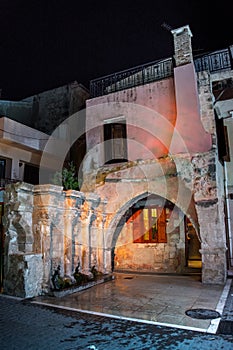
[90, 47, 232, 98]
[90, 57, 173, 97]
[194, 48, 232, 73]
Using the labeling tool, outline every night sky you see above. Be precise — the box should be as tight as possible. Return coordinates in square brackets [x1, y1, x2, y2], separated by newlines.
[0, 0, 232, 100]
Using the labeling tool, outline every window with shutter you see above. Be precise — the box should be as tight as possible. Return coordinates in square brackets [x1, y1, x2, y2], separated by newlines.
[104, 121, 127, 164]
[132, 207, 167, 243]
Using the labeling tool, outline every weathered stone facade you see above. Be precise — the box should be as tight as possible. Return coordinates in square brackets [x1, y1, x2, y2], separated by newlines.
[3, 183, 110, 297]
[3, 147, 227, 297]
[3, 183, 43, 297]
[0, 82, 89, 186]
[2, 25, 233, 297]
[81, 25, 230, 285]
[22, 82, 89, 134]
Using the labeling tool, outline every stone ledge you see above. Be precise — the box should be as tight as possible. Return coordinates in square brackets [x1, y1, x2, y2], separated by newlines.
[49, 274, 114, 298]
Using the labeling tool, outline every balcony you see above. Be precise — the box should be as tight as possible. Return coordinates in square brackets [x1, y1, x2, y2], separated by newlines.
[194, 48, 232, 73]
[90, 57, 173, 98]
[90, 48, 232, 98]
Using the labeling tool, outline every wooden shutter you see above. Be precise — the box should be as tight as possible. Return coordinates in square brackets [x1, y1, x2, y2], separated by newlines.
[157, 208, 167, 243]
[111, 124, 126, 160]
[104, 122, 127, 163]
[133, 209, 143, 243]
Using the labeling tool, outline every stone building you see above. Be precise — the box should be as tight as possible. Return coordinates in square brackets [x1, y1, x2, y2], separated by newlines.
[0, 82, 89, 293]
[0, 81, 89, 185]
[2, 25, 233, 298]
[82, 25, 233, 285]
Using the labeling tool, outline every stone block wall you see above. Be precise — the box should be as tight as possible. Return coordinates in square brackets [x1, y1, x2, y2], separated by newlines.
[3, 183, 108, 297]
[92, 151, 227, 284]
[3, 253, 43, 298]
[197, 71, 216, 136]
[2, 147, 228, 298]
[3, 183, 44, 297]
[114, 210, 186, 274]
[28, 82, 89, 134]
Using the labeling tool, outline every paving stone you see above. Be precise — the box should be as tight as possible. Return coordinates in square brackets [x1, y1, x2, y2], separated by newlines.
[1, 294, 233, 350]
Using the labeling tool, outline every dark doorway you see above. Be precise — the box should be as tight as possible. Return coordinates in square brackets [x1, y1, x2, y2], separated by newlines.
[23, 163, 39, 185]
[0, 189, 4, 292]
[104, 121, 127, 164]
[185, 218, 201, 268]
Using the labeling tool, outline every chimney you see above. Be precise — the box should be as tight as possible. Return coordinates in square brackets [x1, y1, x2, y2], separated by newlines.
[171, 25, 193, 67]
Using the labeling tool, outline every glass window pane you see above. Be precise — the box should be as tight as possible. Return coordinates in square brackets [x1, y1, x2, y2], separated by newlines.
[143, 209, 150, 240]
[151, 208, 157, 217]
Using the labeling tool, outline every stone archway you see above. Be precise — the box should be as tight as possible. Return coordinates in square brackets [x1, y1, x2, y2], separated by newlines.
[103, 190, 199, 275]
[92, 158, 200, 275]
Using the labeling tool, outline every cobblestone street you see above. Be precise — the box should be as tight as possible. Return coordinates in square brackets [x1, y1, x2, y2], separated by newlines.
[1, 294, 233, 350]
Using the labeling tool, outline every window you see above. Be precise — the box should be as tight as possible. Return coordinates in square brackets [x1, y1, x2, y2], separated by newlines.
[24, 163, 39, 185]
[215, 112, 230, 163]
[0, 159, 5, 180]
[0, 159, 6, 187]
[104, 121, 127, 164]
[132, 207, 167, 243]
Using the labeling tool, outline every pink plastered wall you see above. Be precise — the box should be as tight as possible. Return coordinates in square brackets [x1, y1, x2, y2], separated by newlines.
[170, 63, 212, 153]
[86, 66, 212, 165]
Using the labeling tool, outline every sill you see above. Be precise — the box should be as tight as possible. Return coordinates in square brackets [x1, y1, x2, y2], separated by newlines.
[104, 159, 128, 165]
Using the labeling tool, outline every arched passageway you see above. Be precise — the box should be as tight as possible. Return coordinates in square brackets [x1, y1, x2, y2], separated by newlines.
[110, 194, 201, 274]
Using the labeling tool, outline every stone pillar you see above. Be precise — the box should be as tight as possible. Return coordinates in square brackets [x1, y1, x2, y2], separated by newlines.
[171, 25, 193, 66]
[85, 193, 100, 273]
[193, 152, 227, 284]
[3, 182, 43, 297]
[197, 71, 216, 135]
[105, 247, 112, 274]
[197, 200, 227, 284]
[4, 182, 34, 254]
[102, 212, 115, 274]
[33, 184, 64, 293]
[64, 190, 84, 276]
[4, 253, 43, 298]
[88, 198, 107, 273]
[99, 199, 108, 273]
[79, 199, 91, 274]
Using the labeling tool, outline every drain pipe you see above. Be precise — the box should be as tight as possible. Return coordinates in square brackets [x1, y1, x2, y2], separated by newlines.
[224, 162, 233, 268]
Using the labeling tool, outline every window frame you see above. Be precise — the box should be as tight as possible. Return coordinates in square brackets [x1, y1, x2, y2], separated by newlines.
[132, 206, 167, 244]
[104, 120, 128, 164]
[23, 163, 39, 185]
[0, 159, 6, 180]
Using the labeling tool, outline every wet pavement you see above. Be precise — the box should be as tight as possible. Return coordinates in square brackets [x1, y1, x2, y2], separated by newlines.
[1, 273, 233, 349]
[217, 274, 233, 335]
[33, 272, 231, 334]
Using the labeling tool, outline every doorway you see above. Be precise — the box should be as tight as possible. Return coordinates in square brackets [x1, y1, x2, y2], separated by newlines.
[185, 219, 202, 268]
